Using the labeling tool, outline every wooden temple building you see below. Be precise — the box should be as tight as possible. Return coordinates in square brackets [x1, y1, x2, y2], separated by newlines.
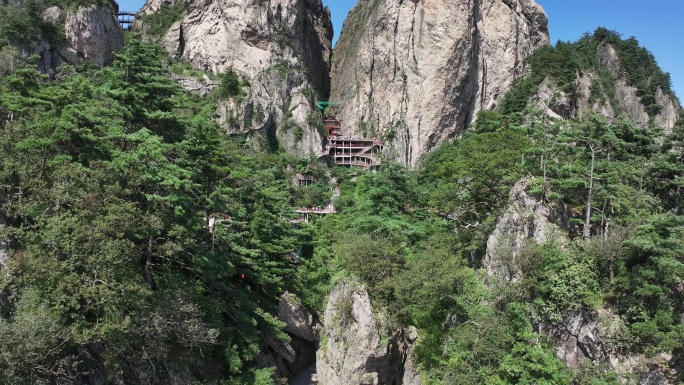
[319, 116, 383, 170]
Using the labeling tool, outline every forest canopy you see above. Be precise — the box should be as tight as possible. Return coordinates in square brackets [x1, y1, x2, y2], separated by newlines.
[0, 25, 682, 385]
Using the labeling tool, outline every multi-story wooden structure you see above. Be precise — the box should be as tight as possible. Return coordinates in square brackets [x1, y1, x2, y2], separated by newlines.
[320, 116, 383, 170]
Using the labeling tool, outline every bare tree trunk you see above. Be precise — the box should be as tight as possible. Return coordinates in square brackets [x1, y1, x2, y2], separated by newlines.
[600, 197, 609, 239]
[541, 152, 548, 203]
[146, 236, 156, 291]
[583, 144, 596, 243]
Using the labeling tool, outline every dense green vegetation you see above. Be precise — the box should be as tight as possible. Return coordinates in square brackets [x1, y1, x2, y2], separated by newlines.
[0, 0, 64, 47]
[0, 37, 323, 384]
[501, 28, 676, 118]
[0, 19, 682, 385]
[299, 107, 683, 383]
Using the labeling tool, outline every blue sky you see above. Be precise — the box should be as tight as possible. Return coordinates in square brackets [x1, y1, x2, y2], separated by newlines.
[118, 0, 683, 100]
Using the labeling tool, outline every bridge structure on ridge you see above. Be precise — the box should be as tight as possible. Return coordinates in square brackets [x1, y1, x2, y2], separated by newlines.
[117, 11, 136, 30]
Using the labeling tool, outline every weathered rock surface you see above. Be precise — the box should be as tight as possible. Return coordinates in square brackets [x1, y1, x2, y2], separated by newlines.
[317, 281, 420, 385]
[653, 87, 680, 135]
[575, 71, 616, 120]
[639, 369, 670, 385]
[137, 0, 184, 14]
[533, 76, 573, 119]
[13, 3, 123, 75]
[401, 326, 422, 385]
[138, 0, 333, 155]
[62, 4, 124, 66]
[594, 43, 654, 128]
[329, 0, 549, 167]
[538, 310, 682, 384]
[484, 177, 568, 280]
[538, 310, 609, 369]
[170, 74, 220, 97]
[262, 292, 320, 380]
[279, 292, 319, 342]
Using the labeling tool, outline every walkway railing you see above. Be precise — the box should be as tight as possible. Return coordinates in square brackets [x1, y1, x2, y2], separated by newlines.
[321, 136, 383, 170]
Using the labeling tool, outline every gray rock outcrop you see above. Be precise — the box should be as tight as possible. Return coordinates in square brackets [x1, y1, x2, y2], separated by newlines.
[533, 76, 573, 120]
[317, 281, 420, 385]
[653, 87, 680, 135]
[484, 177, 567, 280]
[329, 0, 549, 167]
[137, 0, 184, 14]
[594, 42, 654, 128]
[538, 310, 609, 369]
[13, 3, 123, 75]
[138, 0, 333, 155]
[279, 292, 319, 342]
[169, 74, 220, 97]
[639, 370, 670, 385]
[62, 4, 124, 67]
[540, 310, 681, 384]
[575, 71, 616, 120]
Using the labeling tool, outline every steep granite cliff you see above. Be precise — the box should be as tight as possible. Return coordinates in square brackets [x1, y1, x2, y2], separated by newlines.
[330, 0, 549, 166]
[137, 0, 333, 154]
[5, 1, 123, 74]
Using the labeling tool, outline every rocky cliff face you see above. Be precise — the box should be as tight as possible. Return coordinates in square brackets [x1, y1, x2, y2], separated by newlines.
[138, 0, 333, 154]
[537, 310, 610, 369]
[538, 310, 682, 384]
[14, 3, 123, 75]
[329, 0, 549, 167]
[317, 281, 420, 385]
[534, 42, 681, 133]
[484, 177, 568, 280]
